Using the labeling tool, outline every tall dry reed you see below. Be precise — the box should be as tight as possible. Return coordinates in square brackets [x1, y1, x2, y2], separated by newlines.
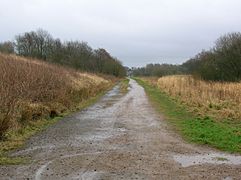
[0, 53, 111, 138]
[156, 75, 241, 121]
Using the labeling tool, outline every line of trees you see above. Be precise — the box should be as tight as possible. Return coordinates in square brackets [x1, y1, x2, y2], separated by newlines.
[133, 32, 241, 82]
[0, 41, 14, 54]
[182, 32, 241, 82]
[0, 29, 126, 77]
[132, 64, 182, 77]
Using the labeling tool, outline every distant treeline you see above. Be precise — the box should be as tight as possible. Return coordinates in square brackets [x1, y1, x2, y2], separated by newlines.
[133, 32, 241, 82]
[132, 64, 182, 77]
[0, 29, 126, 77]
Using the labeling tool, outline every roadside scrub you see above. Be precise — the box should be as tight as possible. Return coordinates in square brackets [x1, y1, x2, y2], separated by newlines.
[134, 77, 241, 154]
[0, 53, 119, 164]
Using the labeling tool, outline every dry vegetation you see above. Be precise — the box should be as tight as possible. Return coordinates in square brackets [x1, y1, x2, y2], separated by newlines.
[0, 53, 112, 139]
[156, 75, 241, 121]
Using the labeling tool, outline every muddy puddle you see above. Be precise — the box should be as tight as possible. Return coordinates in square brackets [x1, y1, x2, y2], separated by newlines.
[75, 127, 127, 142]
[173, 153, 241, 167]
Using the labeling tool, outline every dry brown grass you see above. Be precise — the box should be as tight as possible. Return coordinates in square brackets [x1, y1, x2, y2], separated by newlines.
[139, 77, 159, 87]
[155, 75, 241, 121]
[0, 53, 112, 138]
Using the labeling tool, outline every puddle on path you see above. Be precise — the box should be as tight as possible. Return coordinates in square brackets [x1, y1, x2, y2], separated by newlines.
[13, 145, 55, 156]
[76, 127, 127, 142]
[77, 171, 103, 180]
[173, 153, 241, 167]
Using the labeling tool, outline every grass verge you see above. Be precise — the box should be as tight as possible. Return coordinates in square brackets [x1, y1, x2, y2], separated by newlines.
[134, 77, 241, 154]
[0, 83, 116, 165]
[119, 78, 130, 93]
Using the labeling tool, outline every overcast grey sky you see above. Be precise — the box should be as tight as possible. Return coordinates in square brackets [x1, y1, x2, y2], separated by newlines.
[1, 0, 241, 67]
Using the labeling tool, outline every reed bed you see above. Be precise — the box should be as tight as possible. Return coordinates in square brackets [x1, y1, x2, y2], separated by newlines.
[156, 75, 241, 121]
[0, 53, 111, 138]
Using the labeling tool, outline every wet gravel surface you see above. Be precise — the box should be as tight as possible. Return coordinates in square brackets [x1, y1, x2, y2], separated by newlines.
[0, 79, 241, 180]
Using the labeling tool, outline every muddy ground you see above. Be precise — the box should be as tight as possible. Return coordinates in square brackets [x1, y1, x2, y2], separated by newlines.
[0, 79, 241, 180]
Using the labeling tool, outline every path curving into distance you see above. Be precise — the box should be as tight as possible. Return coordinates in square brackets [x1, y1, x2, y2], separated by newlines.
[1, 79, 241, 179]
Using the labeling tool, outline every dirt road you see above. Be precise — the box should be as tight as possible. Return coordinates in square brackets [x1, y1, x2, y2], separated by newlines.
[1, 79, 241, 179]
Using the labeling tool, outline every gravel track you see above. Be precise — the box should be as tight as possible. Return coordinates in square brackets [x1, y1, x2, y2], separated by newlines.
[0, 79, 241, 180]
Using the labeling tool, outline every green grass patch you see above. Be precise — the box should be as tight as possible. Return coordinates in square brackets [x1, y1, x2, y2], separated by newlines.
[213, 157, 229, 161]
[119, 78, 130, 93]
[134, 77, 241, 154]
[0, 83, 115, 165]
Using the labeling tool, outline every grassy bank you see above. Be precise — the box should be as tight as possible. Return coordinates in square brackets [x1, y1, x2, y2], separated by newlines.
[135, 77, 241, 154]
[0, 86, 116, 165]
[0, 53, 119, 164]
